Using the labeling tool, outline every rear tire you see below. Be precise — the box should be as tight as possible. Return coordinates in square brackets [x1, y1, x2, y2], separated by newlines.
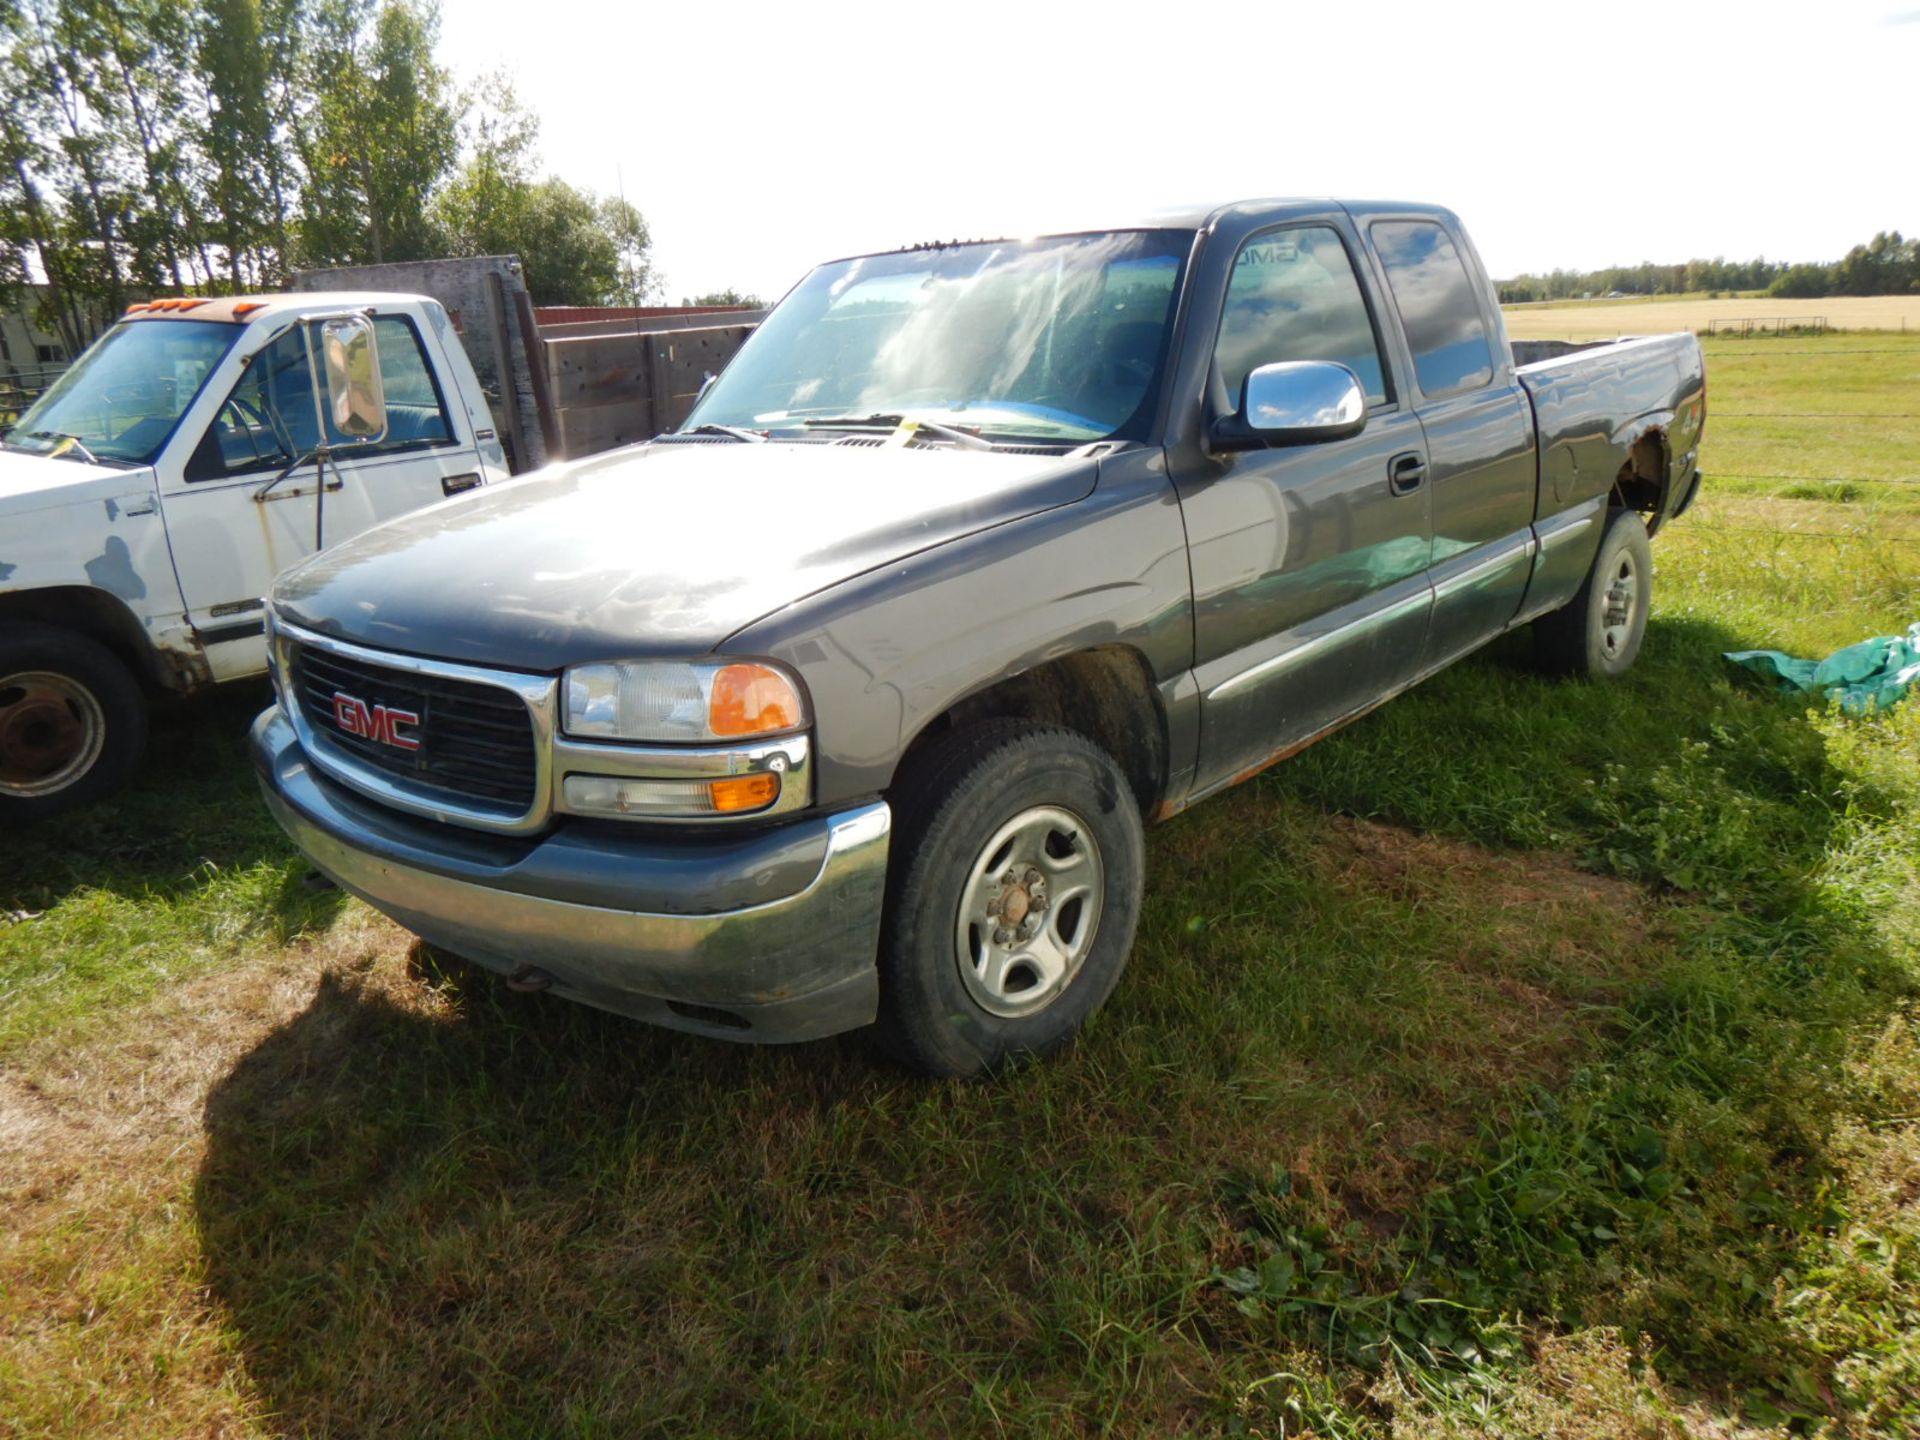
[0, 623, 148, 822]
[875, 721, 1145, 1078]
[1532, 506, 1653, 678]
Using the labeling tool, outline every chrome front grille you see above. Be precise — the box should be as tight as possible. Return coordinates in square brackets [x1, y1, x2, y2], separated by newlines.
[274, 620, 558, 833]
[290, 642, 538, 808]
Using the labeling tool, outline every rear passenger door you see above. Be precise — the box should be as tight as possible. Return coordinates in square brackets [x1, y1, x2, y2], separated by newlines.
[1359, 214, 1537, 670]
[1176, 217, 1433, 796]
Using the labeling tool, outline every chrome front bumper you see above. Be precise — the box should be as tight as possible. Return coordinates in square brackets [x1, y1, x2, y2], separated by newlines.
[252, 705, 890, 1043]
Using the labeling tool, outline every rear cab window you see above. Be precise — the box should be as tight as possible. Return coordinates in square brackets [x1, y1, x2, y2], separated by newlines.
[1369, 221, 1496, 398]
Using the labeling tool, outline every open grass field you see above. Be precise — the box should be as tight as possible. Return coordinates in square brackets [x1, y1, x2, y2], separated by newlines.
[1503, 294, 1920, 340]
[4, 335, 1919, 1438]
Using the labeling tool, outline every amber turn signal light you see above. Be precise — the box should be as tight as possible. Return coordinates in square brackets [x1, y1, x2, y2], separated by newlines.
[708, 664, 804, 738]
[708, 773, 782, 812]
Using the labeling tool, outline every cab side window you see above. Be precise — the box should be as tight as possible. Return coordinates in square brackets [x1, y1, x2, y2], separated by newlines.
[1369, 221, 1495, 398]
[185, 315, 453, 481]
[1214, 225, 1389, 410]
[372, 316, 454, 448]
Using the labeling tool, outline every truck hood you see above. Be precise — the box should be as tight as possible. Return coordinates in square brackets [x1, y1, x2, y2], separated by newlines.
[0, 446, 156, 520]
[273, 440, 1101, 668]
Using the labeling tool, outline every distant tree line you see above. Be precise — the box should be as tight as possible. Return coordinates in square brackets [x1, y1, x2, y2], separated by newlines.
[0, 0, 664, 360]
[1496, 231, 1918, 304]
[681, 288, 767, 309]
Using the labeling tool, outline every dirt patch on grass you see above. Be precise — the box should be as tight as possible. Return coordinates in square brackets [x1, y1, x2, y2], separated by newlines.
[1322, 813, 1649, 934]
[0, 909, 432, 1439]
[1200, 813, 1669, 1231]
[1324, 812, 1654, 996]
[2, 911, 418, 1187]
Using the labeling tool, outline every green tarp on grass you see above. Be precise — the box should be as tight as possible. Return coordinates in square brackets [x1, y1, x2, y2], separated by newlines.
[1725, 622, 1920, 714]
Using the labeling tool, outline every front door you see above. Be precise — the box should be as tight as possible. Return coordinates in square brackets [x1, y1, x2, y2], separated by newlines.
[1176, 221, 1433, 797]
[158, 312, 478, 679]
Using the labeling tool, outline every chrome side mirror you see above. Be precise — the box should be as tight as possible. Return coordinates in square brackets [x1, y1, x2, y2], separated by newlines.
[1215, 360, 1366, 450]
[315, 314, 387, 443]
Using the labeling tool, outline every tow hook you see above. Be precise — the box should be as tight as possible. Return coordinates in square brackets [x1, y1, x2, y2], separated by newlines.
[506, 965, 555, 993]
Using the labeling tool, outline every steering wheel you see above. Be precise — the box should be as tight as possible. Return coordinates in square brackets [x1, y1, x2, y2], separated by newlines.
[216, 395, 284, 467]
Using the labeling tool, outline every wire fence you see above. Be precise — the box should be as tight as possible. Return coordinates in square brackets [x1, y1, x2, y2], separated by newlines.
[1678, 521, 1920, 540]
[1705, 348, 1914, 356]
[1703, 316, 1830, 336]
[1672, 342, 1920, 540]
[0, 365, 67, 429]
[1704, 480, 1912, 491]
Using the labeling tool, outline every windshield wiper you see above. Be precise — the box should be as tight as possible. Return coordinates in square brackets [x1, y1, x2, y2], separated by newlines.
[800, 413, 997, 451]
[24, 430, 103, 465]
[684, 423, 767, 443]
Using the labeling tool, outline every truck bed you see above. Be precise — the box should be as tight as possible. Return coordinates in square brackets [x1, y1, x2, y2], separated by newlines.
[1513, 331, 1707, 533]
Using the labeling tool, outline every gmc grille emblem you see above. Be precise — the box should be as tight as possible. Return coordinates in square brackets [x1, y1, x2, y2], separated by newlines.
[331, 691, 421, 751]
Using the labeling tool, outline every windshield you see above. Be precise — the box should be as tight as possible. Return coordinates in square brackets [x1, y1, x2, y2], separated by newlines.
[685, 230, 1191, 443]
[5, 319, 239, 464]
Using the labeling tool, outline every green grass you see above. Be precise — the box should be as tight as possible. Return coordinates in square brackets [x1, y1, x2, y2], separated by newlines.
[3, 342, 1919, 1437]
[0, 683, 343, 1051]
[1696, 332, 1920, 505]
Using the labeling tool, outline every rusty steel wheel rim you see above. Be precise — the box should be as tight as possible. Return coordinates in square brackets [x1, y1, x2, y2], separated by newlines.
[0, 670, 106, 798]
[954, 804, 1105, 1019]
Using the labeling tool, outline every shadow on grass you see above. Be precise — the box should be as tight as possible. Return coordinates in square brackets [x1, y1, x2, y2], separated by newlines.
[194, 969, 943, 1435]
[188, 614, 1913, 1433]
[0, 681, 344, 937]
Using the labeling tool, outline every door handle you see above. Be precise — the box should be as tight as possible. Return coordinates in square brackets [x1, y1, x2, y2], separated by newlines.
[1388, 453, 1427, 495]
[441, 472, 482, 496]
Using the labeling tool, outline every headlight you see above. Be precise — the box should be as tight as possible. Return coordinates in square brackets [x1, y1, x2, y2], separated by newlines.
[562, 660, 806, 743]
[556, 659, 811, 822]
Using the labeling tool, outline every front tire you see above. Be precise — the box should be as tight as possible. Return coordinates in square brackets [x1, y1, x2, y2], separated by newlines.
[876, 722, 1145, 1078]
[0, 623, 148, 822]
[1532, 506, 1654, 678]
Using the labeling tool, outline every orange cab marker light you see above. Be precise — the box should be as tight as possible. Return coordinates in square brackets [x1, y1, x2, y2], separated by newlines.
[233, 302, 265, 317]
[709, 773, 781, 813]
[124, 303, 150, 314]
[707, 663, 803, 738]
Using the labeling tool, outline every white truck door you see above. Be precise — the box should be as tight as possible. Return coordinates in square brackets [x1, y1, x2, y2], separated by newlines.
[158, 310, 484, 681]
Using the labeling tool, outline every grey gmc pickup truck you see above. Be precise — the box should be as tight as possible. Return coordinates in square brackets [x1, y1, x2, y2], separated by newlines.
[253, 199, 1706, 1076]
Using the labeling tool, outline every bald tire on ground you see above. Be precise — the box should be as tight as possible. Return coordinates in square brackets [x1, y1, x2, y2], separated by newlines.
[1532, 506, 1654, 678]
[0, 622, 148, 823]
[875, 721, 1145, 1079]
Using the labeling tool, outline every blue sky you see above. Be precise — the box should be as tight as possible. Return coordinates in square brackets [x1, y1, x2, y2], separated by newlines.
[436, 0, 1918, 302]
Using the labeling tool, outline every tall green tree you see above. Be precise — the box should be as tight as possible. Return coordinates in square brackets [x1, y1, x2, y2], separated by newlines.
[431, 76, 655, 305]
[297, 0, 457, 267]
[0, 0, 682, 353]
[1835, 232, 1916, 297]
[197, 0, 286, 287]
